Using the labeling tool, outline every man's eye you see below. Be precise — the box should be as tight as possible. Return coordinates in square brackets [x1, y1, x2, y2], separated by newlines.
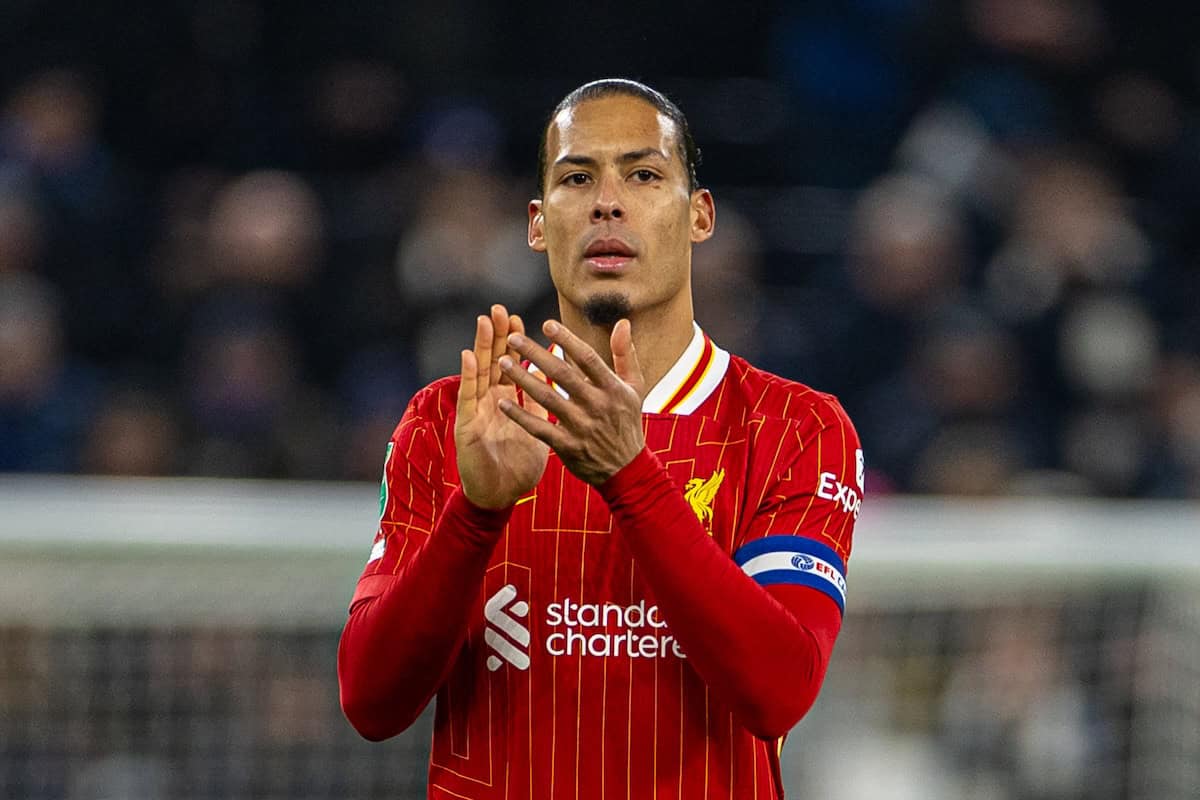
[565, 173, 591, 185]
[632, 169, 658, 182]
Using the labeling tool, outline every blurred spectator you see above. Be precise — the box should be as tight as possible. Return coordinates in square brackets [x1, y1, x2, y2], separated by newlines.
[1, 69, 104, 183]
[913, 422, 1027, 496]
[337, 346, 417, 481]
[966, 0, 1109, 68]
[940, 609, 1099, 800]
[1152, 356, 1200, 496]
[1, 69, 146, 360]
[1061, 406, 1151, 495]
[395, 151, 552, 383]
[848, 172, 968, 318]
[0, 274, 98, 472]
[80, 387, 181, 476]
[0, 177, 45, 276]
[182, 297, 337, 478]
[1008, 156, 1151, 296]
[207, 170, 325, 290]
[691, 204, 766, 360]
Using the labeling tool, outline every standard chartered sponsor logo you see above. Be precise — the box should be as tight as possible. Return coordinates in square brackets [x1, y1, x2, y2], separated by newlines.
[484, 585, 530, 671]
[482, 588, 685, 670]
[546, 598, 686, 660]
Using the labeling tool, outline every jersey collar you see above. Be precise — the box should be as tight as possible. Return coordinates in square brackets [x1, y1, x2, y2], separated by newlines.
[532, 322, 730, 416]
[641, 321, 730, 415]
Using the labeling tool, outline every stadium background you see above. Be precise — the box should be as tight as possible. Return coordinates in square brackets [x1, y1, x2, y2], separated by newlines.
[1, 1, 1198, 798]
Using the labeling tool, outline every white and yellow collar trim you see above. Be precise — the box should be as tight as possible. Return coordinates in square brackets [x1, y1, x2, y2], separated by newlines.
[532, 322, 729, 416]
[641, 322, 730, 415]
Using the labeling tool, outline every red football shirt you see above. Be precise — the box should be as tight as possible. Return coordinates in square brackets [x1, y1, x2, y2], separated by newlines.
[343, 324, 862, 798]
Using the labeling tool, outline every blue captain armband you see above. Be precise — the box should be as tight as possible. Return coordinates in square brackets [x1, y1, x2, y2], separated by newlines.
[733, 536, 847, 615]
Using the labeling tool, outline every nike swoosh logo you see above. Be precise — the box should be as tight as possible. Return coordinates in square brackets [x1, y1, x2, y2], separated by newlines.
[514, 494, 536, 507]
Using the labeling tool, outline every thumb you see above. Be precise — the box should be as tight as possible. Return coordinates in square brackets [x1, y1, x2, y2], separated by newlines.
[610, 319, 646, 396]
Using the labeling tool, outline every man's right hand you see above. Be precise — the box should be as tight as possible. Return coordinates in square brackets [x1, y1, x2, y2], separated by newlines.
[455, 304, 549, 509]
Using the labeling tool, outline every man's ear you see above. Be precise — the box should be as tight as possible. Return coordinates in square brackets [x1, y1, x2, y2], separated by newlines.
[528, 200, 547, 252]
[690, 189, 715, 243]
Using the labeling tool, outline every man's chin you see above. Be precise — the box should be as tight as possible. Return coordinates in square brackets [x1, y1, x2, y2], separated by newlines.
[582, 293, 633, 327]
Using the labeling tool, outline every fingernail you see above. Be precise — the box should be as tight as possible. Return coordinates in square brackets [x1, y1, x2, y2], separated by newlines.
[508, 333, 525, 347]
[499, 356, 514, 370]
[544, 320, 559, 335]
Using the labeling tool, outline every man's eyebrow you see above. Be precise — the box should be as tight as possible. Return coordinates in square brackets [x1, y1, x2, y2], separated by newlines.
[617, 147, 668, 164]
[554, 154, 598, 169]
[553, 148, 669, 169]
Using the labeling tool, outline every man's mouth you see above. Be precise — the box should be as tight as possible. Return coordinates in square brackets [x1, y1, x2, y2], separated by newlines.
[584, 239, 636, 271]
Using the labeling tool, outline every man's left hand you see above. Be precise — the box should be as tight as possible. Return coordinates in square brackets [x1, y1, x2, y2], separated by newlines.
[498, 318, 646, 486]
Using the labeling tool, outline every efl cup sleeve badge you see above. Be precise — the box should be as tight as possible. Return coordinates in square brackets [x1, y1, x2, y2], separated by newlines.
[378, 442, 395, 519]
[367, 442, 395, 564]
[734, 536, 848, 615]
[856, 448, 865, 491]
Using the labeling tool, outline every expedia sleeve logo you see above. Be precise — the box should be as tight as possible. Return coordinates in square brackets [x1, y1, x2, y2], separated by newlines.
[815, 470, 861, 519]
[734, 535, 848, 615]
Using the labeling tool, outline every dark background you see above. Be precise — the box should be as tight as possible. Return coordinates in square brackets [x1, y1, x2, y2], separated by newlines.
[2, 0, 1199, 496]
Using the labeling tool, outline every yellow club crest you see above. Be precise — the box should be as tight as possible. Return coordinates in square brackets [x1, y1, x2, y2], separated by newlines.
[683, 468, 725, 529]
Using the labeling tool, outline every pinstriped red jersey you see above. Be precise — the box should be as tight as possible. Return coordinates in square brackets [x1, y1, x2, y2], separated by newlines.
[354, 324, 862, 798]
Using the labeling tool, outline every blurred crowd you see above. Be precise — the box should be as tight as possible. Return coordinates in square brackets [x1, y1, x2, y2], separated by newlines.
[0, 625, 430, 798]
[4, 588, 1186, 799]
[1, 0, 1198, 496]
[789, 588, 1184, 800]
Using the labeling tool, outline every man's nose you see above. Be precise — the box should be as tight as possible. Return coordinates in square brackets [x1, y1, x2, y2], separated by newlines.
[591, 176, 625, 221]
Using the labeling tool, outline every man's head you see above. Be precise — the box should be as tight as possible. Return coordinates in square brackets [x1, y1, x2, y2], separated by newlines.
[528, 79, 715, 329]
[536, 79, 701, 198]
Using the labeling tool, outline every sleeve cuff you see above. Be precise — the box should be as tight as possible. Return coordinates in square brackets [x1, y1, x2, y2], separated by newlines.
[441, 486, 515, 544]
[598, 447, 668, 506]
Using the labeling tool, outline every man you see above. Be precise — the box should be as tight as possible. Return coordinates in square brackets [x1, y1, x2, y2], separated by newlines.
[338, 79, 862, 799]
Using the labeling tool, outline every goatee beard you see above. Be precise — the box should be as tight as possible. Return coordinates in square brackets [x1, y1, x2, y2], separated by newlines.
[582, 293, 633, 328]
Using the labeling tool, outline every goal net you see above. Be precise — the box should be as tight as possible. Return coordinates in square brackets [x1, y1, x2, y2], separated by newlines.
[1, 478, 1196, 800]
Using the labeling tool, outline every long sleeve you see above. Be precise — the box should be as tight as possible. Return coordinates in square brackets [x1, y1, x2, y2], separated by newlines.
[338, 487, 512, 740]
[336, 382, 516, 741]
[599, 445, 848, 740]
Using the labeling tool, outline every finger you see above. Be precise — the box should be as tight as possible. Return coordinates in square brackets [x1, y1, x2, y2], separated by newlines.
[472, 314, 493, 401]
[542, 319, 618, 388]
[610, 318, 646, 396]
[519, 379, 549, 421]
[507, 330, 591, 397]
[498, 395, 565, 450]
[489, 304, 509, 386]
[457, 349, 478, 420]
[507, 314, 526, 361]
[499, 354, 574, 420]
[498, 312, 524, 387]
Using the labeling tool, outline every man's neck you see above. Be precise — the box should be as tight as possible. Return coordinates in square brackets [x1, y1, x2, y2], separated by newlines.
[559, 298, 696, 401]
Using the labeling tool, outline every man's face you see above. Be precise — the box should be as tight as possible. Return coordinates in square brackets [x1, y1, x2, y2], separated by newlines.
[528, 95, 714, 322]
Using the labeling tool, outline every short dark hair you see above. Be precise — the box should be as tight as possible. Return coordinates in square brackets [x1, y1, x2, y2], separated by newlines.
[536, 78, 701, 197]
